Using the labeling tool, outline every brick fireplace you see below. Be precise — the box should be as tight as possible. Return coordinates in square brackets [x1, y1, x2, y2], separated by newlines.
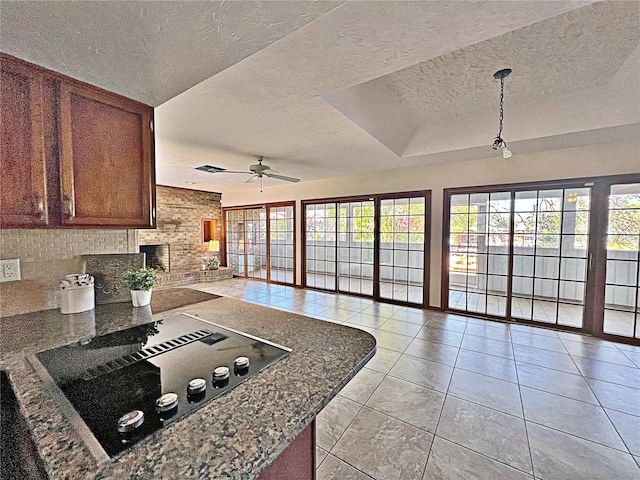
[137, 186, 231, 286]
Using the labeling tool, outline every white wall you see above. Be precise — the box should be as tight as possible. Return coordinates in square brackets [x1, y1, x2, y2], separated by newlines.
[222, 140, 640, 308]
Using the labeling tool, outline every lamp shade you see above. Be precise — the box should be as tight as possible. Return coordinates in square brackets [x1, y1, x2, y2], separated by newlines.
[209, 240, 220, 252]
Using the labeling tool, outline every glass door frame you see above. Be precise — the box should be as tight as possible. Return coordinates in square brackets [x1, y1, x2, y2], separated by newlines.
[442, 173, 640, 345]
[302, 190, 431, 308]
[590, 176, 640, 344]
[223, 201, 296, 286]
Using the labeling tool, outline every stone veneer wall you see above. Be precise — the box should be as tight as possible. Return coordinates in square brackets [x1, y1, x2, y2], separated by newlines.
[0, 229, 136, 317]
[138, 186, 222, 273]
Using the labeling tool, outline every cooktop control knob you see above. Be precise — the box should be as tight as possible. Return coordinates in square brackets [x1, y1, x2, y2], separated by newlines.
[213, 366, 230, 381]
[156, 392, 179, 412]
[234, 356, 250, 370]
[117, 410, 144, 433]
[187, 378, 206, 394]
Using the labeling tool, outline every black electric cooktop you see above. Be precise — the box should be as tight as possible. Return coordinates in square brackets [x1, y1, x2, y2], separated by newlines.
[33, 314, 290, 458]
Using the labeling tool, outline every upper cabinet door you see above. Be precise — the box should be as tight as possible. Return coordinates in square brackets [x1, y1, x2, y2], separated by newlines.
[0, 58, 48, 227]
[58, 81, 155, 227]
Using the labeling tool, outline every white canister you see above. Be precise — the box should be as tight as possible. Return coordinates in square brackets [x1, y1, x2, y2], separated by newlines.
[60, 284, 95, 314]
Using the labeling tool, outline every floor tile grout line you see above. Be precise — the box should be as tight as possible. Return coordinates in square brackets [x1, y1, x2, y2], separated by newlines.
[450, 362, 519, 385]
[577, 371, 640, 392]
[511, 332, 537, 478]
[322, 402, 377, 478]
[352, 395, 441, 437]
[418, 318, 469, 480]
[384, 370, 449, 396]
[579, 365, 638, 458]
[320, 453, 377, 479]
[429, 434, 538, 479]
[315, 446, 328, 470]
[458, 344, 514, 361]
[511, 356, 586, 377]
[399, 350, 459, 369]
[517, 383, 606, 409]
[523, 417, 636, 457]
[567, 352, 640, 369]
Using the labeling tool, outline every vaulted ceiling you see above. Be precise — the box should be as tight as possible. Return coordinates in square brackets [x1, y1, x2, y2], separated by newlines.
[2, 1, 638, 193]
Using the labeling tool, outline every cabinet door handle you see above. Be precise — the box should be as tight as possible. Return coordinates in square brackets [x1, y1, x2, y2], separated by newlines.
[34, 194, 45, 220]
[63, 194, 75, 219]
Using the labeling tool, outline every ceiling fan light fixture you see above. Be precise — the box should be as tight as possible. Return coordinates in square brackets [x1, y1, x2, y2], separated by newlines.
[491, 68, 513, 158]
[195, 156, 300, 187]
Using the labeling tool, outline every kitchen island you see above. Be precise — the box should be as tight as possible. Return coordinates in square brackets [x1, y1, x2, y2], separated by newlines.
[0, 288, 376, 479]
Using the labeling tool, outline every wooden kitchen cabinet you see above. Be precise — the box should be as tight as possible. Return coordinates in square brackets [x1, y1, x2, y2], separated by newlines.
[0, 54, 156, 229]
[58, 82, 154, 227]
[0, 57, 48, 227]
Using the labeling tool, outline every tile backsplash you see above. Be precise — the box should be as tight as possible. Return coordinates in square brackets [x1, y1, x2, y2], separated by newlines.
[0, 229, 137, 317]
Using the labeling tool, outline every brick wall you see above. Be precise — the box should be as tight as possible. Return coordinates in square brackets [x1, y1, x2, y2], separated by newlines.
[0, 229, 136, 316]
[0, 186, 222, 317]
[138, 186, 222, 273]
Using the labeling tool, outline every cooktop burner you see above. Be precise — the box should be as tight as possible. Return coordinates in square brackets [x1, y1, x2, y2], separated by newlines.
[32, 314, 290, 458]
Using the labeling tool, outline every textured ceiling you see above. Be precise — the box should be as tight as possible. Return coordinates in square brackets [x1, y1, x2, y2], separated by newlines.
[334, 0, 640, 157]
[382, 2, 639, 120]
[0, 1, 340, 105]
[1, 1, 638, 193]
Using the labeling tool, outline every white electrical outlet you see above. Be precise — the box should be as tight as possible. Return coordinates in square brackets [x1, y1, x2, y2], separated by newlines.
[0, 259, 21, 282]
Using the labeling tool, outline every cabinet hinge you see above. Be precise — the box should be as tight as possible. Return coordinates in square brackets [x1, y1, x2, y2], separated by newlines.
[150, 121, 154, 132]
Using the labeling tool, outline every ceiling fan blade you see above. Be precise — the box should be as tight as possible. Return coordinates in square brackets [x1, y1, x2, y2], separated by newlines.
[195, 165, 251, 174]
[265, 173, 300, 183]
[245, 175, 259, 183]
[262, 168, 278, 174]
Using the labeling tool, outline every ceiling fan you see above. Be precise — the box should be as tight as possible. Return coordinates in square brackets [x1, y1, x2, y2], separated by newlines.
[195, 157, 300, 184]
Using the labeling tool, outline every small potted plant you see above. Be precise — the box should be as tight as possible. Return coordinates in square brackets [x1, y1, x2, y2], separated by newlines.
[201, 256, 220, 270]
[121, 267, 159, 307]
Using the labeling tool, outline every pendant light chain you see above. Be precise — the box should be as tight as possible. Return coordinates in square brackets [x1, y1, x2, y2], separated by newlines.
[497, 75, 505, 139]
[491, 68, 512, 158]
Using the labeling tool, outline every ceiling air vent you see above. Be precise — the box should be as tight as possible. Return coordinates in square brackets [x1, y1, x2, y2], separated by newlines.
[195, 165, 227, 173]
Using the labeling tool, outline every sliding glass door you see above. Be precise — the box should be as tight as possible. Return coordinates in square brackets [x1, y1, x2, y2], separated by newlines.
[448, 192, 511, 317]
[269, 205, 295, 284]
[245, 208, 267, 280]
[603, 183, 640, 339]
[379, 196, 427, 304]
[445, 175, 640, 343]
[305, 202, 337, 290]
[225, 209, 245, 276]
[304, 200, 374, 295]
[448, 185, 592, 329]
[304, 191, 430, 306]
[337, 200, 375, 296]
[224, 203, 295, 285]
[448, 186, 591, 328]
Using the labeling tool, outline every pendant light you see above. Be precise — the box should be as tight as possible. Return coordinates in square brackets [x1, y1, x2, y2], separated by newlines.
[492, 68, 512, 159]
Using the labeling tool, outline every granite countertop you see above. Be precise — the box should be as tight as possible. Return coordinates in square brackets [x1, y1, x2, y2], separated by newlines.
[0, 288, 376, 479]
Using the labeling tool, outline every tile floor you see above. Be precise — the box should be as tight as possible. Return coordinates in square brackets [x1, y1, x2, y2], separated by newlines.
[190, 278, 640, 480]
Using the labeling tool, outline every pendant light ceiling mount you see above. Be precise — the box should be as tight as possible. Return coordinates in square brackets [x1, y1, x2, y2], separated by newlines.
[493, 68, 512, 81]
[492, 68, 513, 159]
